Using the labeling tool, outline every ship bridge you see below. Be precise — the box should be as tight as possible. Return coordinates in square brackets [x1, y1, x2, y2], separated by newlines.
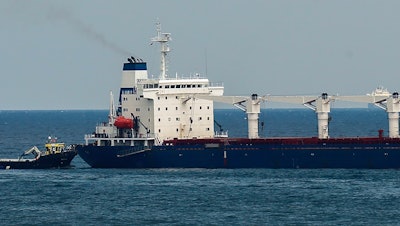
[140, 77, 223, 99]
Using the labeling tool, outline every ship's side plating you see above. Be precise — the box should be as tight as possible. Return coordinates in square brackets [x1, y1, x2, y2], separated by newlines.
[78, 136, 400, 169]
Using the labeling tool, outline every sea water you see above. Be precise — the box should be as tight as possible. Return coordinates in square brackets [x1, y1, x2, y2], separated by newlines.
[0, 109, 399, 225]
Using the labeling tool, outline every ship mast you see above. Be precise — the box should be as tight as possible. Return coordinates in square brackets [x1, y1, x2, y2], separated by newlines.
[151, 22, 171, 80]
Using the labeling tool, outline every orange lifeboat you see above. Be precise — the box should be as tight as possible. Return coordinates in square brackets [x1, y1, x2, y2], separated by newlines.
[114, 116, 134, 129]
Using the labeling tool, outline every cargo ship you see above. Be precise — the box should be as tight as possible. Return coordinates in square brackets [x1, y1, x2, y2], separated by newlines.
[1, 136, 77, 169]
[77, 23, 400, 169]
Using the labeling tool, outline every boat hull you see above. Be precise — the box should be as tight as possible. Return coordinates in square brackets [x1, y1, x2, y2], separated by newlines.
[0, 150, 77, 169]
[77, 138, 400, 169]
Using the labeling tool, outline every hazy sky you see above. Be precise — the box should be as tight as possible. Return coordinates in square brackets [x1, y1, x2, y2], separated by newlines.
[1, 0, 400, 110]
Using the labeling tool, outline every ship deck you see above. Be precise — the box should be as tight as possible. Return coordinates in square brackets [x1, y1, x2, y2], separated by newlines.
[164, 136, 400, 146]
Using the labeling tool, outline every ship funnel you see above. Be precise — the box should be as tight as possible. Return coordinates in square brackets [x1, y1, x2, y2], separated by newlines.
[120, 56, 149, 104]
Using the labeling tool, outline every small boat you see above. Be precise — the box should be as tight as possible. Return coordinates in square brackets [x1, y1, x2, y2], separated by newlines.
[0, 136, 77, 169]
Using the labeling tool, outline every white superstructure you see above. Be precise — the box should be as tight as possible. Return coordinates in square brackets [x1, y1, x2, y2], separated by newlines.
[116, 23, 224, 143]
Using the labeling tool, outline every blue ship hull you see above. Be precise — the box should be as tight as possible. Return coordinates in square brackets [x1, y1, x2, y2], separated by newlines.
[77, 137, 400, 169]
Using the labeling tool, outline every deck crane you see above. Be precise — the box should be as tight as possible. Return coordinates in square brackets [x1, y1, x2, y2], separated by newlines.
[265, 93, 333, 139]
[336, 92, 399, 138]
[196, 90, 399, 139]
[195, 94, 332, 139]
[194, 94, 260, 138]
[214, 120, 224, 132]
